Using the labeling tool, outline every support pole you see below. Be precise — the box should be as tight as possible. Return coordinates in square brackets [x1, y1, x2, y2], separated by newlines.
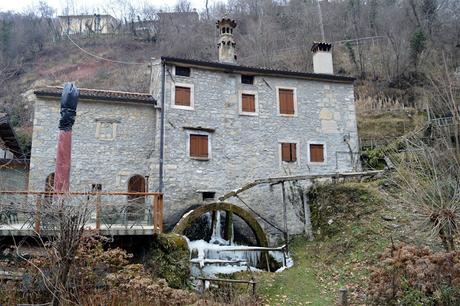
[281, 182, 289, 253]
[54, 131, 72, 192]
[303, 190, 314, 241]
[337, 288, 348, 306]
[95, 191, 101, 230]
[34, 195, 42, 234]
[153, 194, 164, 233]
[53, 83, 79, 193]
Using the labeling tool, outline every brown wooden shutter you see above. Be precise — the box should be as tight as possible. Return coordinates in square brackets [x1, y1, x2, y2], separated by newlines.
[290, 143, 297, 162]
[279, 89, 294, 115]
[175, 86, 191, 106]
[281, 143, 296, 162]
[190, 134, 208, 158]
[281, 143, 290, 162]
[310, 144, 324, 162]
[242, 94, 256, 112]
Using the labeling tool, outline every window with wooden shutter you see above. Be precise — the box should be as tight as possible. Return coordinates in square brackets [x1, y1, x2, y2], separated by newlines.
[175, 86, 191, 106]
[281, 143, 297, 162]
[310, 144, 324, 162]
[190, 134, 208, 159]
[279, 88, 295, 115]
[241, 94, 256, 112]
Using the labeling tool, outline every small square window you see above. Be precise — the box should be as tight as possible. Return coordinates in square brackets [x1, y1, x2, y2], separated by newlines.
[281, 143, 297, 162]
[175, 86, 191, 106]
[190, 134, 209, 159]
[175, 66, 190, 77]
[241, 75, 254, 84]
[310, 144, 324, 162]
[241, 94, 256, 113]
[92, 184, 102, 191]
[96, 121, 117, 140]
[202, 192, 215, 201]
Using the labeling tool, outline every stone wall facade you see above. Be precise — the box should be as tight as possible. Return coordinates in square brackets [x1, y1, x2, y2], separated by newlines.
[28, 97, 157, 193]
[152, 62, 359, 242]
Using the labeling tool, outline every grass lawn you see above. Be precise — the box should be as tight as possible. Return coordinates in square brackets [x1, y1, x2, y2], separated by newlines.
[256, 238, 333, 306]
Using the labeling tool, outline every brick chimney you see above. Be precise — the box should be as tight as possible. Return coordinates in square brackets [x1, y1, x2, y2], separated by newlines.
[311, 42, 333, 74]
[216, 18, 237, 64]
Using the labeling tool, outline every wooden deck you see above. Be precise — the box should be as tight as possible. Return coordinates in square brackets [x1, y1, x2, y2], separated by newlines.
[0, 191, 164, 236]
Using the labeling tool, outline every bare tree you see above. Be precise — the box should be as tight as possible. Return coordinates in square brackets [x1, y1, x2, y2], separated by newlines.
[424, 51, 460, 152]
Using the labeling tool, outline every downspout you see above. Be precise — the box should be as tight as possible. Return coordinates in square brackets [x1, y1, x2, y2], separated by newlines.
[159, 60, 166, 193]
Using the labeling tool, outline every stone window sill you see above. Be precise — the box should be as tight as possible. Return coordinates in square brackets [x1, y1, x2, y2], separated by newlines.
[190, 156, 210, 161]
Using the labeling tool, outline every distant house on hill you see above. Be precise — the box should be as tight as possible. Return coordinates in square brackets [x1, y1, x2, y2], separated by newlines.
[0, 113, 28, 192]
[59, 14, 118, 35]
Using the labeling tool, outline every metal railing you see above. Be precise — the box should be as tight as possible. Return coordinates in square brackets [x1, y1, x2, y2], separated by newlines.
[0, 191, 164, 235]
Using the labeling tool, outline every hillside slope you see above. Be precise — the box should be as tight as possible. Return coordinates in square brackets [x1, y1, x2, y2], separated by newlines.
[253, 179, 438, 305]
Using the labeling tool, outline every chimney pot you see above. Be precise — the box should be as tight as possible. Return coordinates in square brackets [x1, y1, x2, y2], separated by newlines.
[311, 42, 334, 74]
[216, 18, 237, 64]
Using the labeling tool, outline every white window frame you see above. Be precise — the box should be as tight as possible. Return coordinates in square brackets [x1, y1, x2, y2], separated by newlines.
[307, 141, 327, 165]
[186, 130, 211, 161]
[171, 82, 194, 110]
[276, 86, 298, 117]
[172, 65, 192, 77]
[95, 120, 117, 141]
[278, 140, 300, 166]
[238, 90, 259, 116]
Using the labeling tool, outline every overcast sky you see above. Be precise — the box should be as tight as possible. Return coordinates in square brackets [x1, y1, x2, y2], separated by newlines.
[0, 0, 221, 15]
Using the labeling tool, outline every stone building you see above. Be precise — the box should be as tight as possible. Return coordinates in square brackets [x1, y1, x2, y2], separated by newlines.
[0, 113, 28, 192]
[59, 14, 118, 35]
[29, 18, 358, 243]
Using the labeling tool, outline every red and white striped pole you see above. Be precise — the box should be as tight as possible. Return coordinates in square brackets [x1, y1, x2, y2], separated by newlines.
[53, 83, 79, 192]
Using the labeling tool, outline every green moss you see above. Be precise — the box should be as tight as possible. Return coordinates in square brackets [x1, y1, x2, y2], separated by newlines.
[147, 233, 190, 289]
[308, 182, 383, 238]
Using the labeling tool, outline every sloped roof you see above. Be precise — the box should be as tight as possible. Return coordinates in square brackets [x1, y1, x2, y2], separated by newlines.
[161, 56, 354, 83]
[34, 87, 156, 105]
[0, 113, 23, 158]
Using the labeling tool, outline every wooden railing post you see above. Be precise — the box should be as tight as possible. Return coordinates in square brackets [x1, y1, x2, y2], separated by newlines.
[337, 288, 348, 306]
[95, 191, 101, 230]
[34, 194, 42, 234]
[153, 194, 164, 234]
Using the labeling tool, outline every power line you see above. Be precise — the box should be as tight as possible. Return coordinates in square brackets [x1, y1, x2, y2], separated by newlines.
[316, 0, 325, 41]
[64, 32, 149, 66]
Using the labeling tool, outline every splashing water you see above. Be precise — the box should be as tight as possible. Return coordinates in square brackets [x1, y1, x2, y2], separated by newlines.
[187, 210, 293, 277]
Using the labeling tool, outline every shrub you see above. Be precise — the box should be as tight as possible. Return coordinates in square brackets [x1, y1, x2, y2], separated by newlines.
[368, 243, 460, 305]
[147, 233, 191, 289]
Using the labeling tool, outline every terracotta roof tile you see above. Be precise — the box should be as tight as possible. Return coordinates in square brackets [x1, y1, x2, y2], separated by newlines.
[34, 87, 156, 105]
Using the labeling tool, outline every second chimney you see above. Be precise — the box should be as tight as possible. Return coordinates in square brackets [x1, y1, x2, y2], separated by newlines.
[311, 42, 333, 74]
[216, 18, 237, 64]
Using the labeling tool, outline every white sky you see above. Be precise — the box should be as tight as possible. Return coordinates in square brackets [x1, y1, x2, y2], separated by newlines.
[0, 0, 220, 15]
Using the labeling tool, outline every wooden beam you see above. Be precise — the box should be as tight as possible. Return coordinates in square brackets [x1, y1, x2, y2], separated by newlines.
[218, 170, 383, 201]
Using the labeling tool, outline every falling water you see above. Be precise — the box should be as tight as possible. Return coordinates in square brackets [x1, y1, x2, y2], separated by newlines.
[187, 210, 292, 277]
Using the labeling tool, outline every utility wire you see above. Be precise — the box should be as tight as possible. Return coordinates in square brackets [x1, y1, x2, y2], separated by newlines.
[64, 32, 149, 65]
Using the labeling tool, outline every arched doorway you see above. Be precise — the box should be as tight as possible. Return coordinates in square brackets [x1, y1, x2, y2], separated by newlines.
[127, 175, 145, 221]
